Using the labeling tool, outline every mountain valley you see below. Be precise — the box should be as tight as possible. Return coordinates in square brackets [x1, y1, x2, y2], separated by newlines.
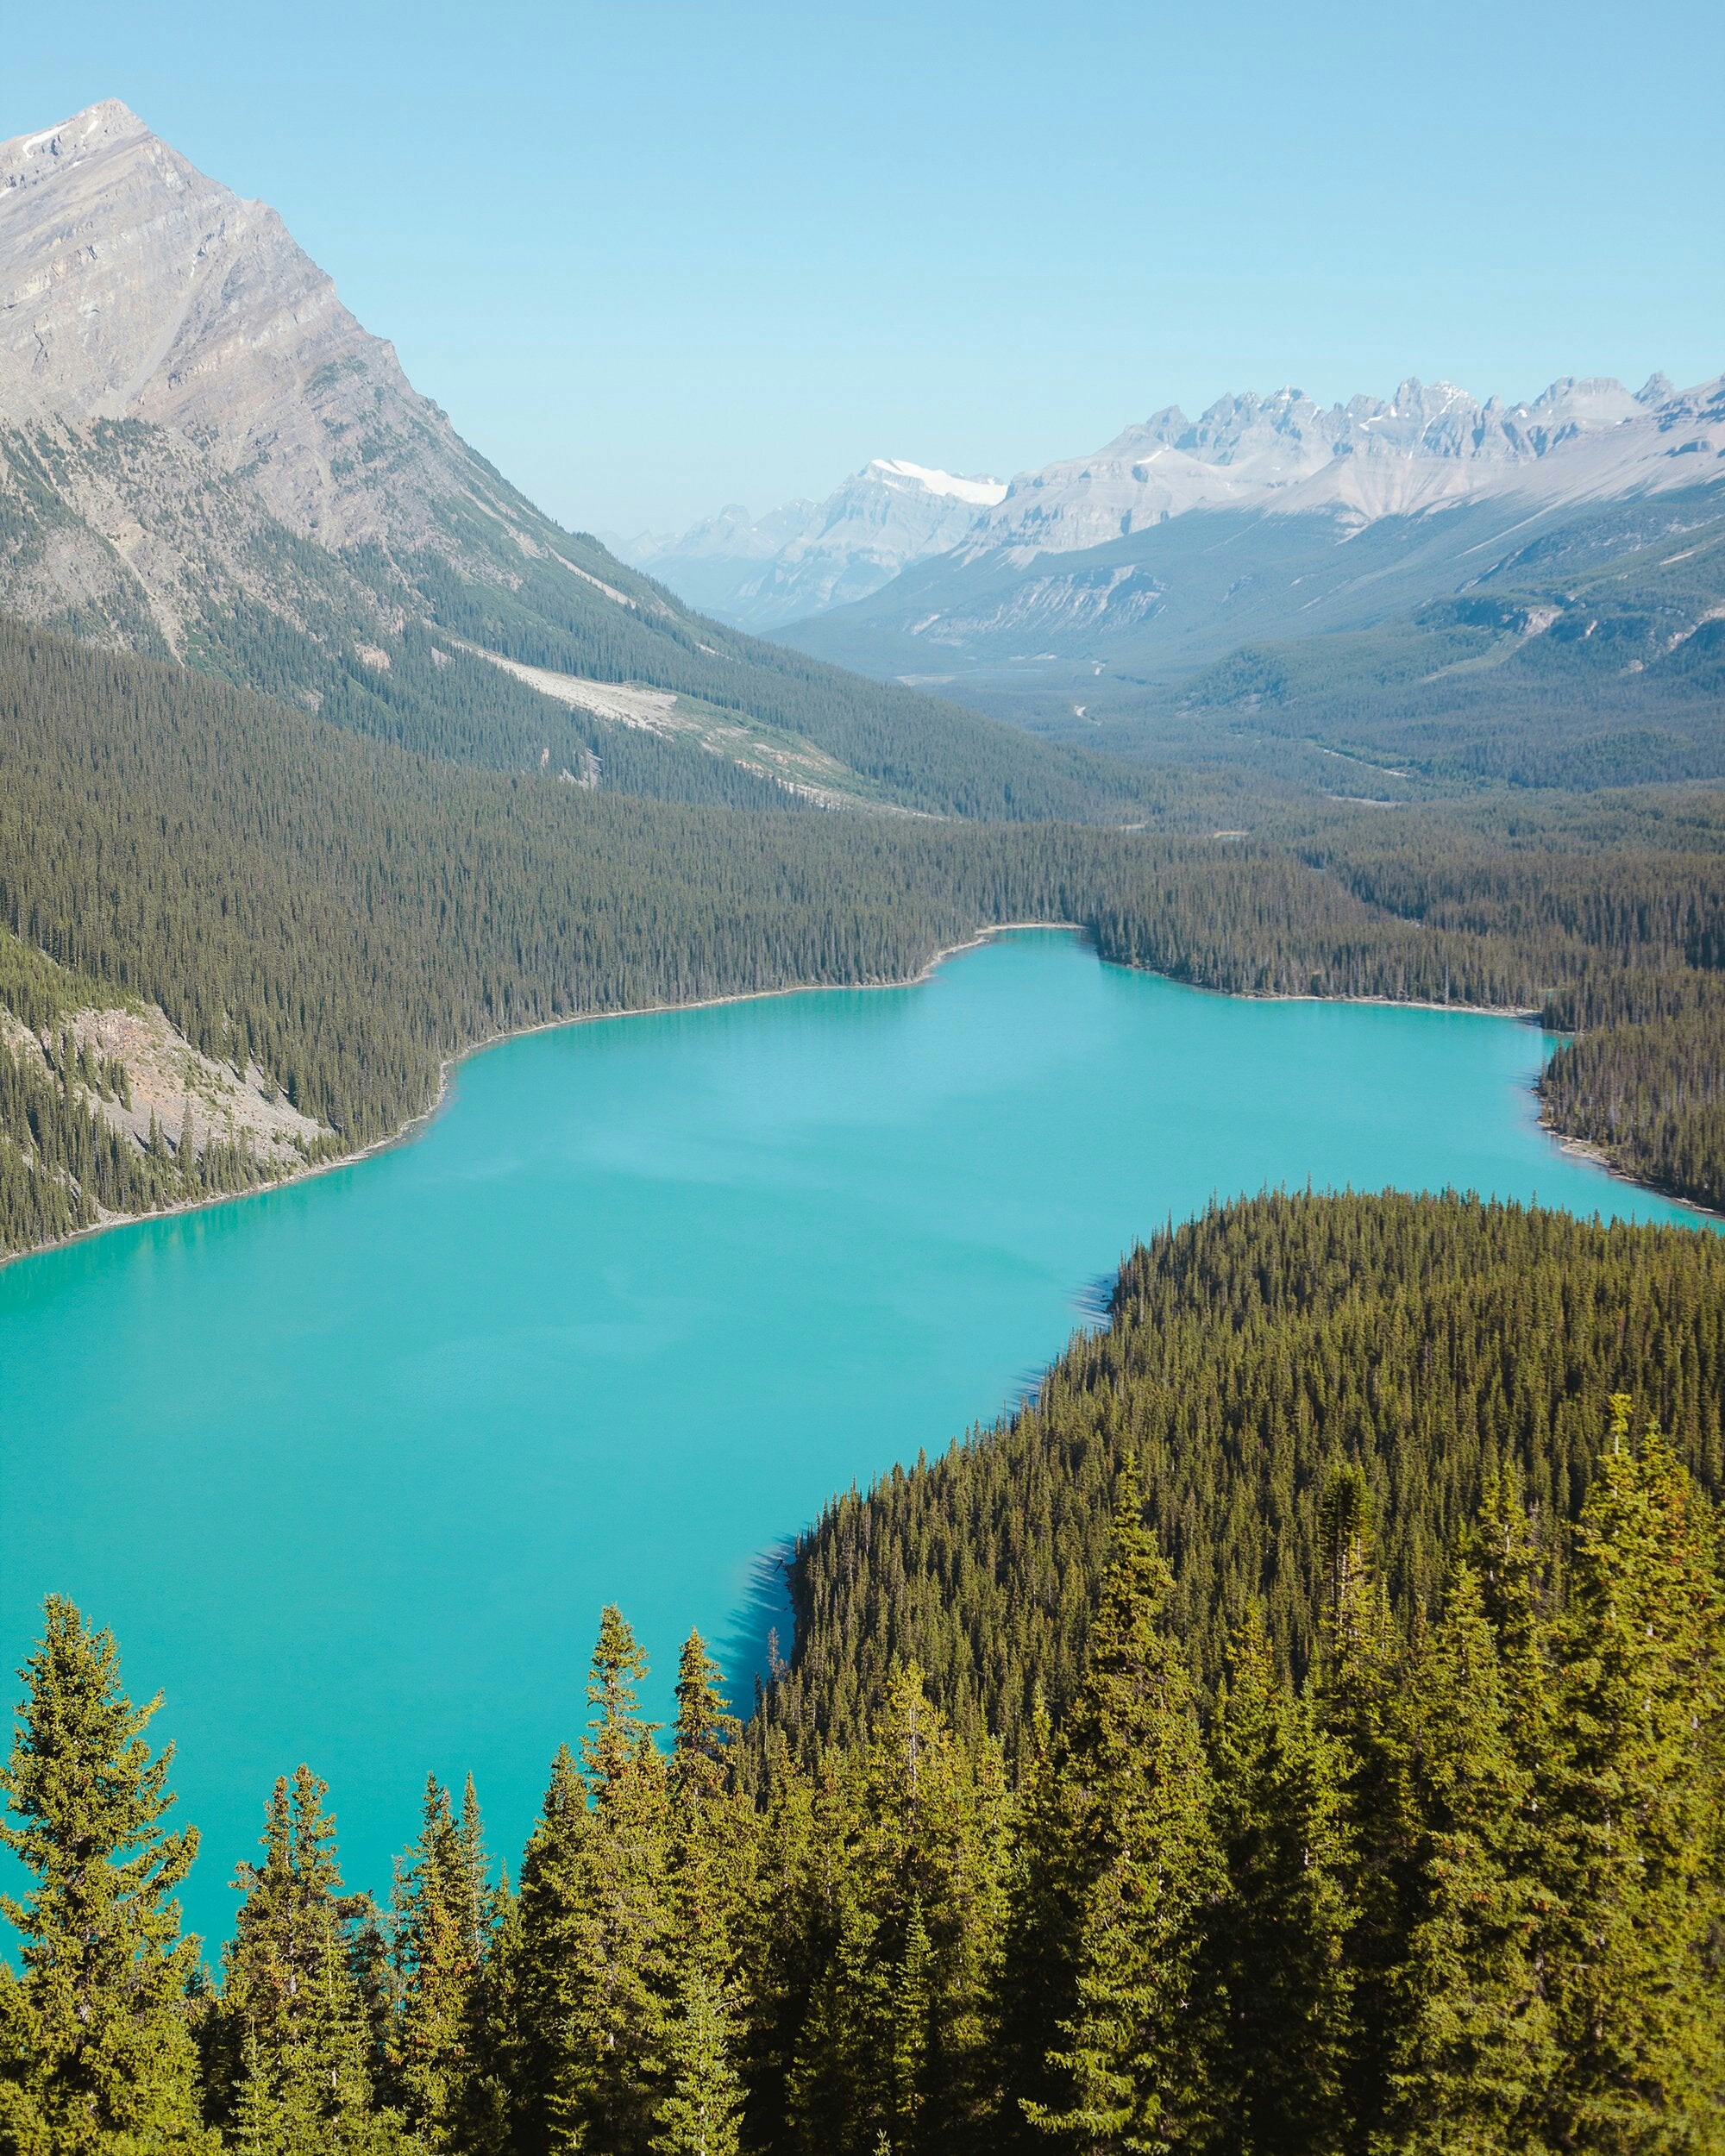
[643, 369, 1725, 792]
[0, 103, 1141, 827]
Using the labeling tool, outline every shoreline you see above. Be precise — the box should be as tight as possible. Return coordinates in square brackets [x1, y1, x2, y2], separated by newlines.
[4, 923, 1088, 1270]
[2, 921, 1702, 1266]
[1541, 1123, 1725, 1225]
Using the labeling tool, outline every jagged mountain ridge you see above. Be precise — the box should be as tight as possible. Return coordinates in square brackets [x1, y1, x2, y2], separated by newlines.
[778, 375, 1725, 711]
[963, 373, 1722, 559]
[654, 370, 1724, 652]
[623, 456, 1007, 630]
[0, 102, 1145, 824]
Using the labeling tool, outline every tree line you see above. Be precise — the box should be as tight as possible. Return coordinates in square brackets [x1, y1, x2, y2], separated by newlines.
[2, 1405, 1719, 2153]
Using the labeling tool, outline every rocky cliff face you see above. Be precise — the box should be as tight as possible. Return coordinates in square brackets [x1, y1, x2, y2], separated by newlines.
[0, 99, 533, 555]
[0, 100, 636, 665]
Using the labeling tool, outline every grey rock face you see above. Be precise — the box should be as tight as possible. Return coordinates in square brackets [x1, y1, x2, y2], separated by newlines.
[0, 100, 542, 557]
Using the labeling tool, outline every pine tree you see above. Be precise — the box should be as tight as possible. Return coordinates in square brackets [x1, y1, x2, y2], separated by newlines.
[1462, 1467, 1552, 1779]
[387, 1774, 494, 2147]
[1204, 1608, 1352, 2156]
[1379, 1561, 1558, 2153]
[1540, 1401, 1725, 2150]
[668, 1631, 751, 1967]
[886, 1892, 933, 2146]
[457, 1866, 522, 2156]
[216, 1765, 395, 2150]
[586, 1604, 660, 1792]
[657, 1636, 751, 2156]
[511, 1746, 591, 2156]
[996, 1692, 1063, 2150]
[782, 1665, 1013, 2156]
[515, 1608, 673, 2156]
[1019, 1460, 1220, 2155]
[1312, 1461, 1402, 2154]
[731, 1732, 823, 2156]
[782, 1814, 886, 2156]
[656, 1630, 746, 2156]
[653, 1967, 743, 2156]
[0, 1596, 210, 2153]
[670, 1634, 739, 1814]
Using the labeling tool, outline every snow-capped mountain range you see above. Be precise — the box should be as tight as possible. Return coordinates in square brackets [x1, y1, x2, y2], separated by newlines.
[634, 373, 1725, 631]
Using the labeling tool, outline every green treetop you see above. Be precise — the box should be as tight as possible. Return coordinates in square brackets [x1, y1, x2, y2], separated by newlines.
[1019, 1457, 1221, 2156]
[386, 1774, 496, 2148]
[216, 1765, 398, 2152]
[0, 1595, 210, 2154]
[1205, 1608, 1353, 2156]
[1540, 1400, 1725, 2148]
[1379, 1560, 1559, 2153]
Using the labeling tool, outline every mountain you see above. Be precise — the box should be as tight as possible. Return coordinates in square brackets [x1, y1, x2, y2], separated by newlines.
[0, 98, 536, 557]
[0, 102, 1145, 824]
[950, 373, 1714, 560]
[777, 373, 1725, 768]
[622, 457, 1007, 629]
[1115, 486, 1725, 788]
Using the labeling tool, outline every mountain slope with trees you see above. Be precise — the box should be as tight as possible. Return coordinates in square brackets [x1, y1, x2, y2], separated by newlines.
[756, 1190, 1725, 1767]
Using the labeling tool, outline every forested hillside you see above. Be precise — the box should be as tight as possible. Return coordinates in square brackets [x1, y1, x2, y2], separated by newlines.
[757, 1189, 1725, 1766]
[1130, 491, 1725, 790]
[781, 473, 1725, 797]
[0, 417, 1156, 826]
[3, 1361, 1719, 2153]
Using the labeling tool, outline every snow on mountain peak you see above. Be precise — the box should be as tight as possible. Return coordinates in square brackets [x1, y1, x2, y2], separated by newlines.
[868, 459, 1008, 507]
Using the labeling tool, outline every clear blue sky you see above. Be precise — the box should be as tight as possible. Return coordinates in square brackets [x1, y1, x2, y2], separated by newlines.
[7, 1, 1723, 533]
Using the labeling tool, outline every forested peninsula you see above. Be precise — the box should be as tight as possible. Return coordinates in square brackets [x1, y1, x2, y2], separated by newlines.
[2, 615, 1725, 1259]
[3, 1200, 1721, 2153]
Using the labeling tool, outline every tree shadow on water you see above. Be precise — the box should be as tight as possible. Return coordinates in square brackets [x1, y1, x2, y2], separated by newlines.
[1008, 1269, 1120, 1415]
[717, 1537, 798, 1713]
[1073, 1268, 1119, 1326]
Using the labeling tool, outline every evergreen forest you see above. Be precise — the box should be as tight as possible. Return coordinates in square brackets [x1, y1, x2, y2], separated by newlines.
[2, 1363, 1719, 2153]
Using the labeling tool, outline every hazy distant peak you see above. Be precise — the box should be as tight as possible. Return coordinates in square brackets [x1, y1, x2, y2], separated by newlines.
[625, 455, 1009, 628]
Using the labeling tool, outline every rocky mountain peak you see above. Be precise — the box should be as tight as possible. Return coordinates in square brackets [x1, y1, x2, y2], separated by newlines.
[0, 99, 532, 556]
[1, 99, 148, 188]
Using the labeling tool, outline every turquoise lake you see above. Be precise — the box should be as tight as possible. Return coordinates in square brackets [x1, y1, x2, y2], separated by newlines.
[0, 929, 1706, 1940]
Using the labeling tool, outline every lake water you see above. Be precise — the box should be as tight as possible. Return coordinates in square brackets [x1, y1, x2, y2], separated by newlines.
[0, 931, 1703, 1941]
